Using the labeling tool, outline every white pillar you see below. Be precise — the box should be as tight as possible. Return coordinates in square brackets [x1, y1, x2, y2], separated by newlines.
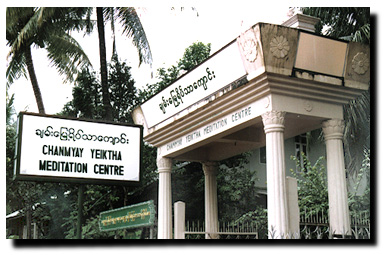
[202, 162, 219, 239]
[157, 156, 173, 239]
[262, 110, 289, 238]
[322, 119, 351, 236]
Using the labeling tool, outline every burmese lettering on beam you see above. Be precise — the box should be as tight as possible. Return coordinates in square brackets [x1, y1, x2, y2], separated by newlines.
[141, 41, 247, 128]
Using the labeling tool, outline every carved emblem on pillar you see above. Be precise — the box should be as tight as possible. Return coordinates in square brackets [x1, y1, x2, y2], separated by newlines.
[351, 52, 369, 75]
[239, 28, 258, 63]
[270, 35, 290, 59]
[322, 119, 344, 141]
[262, 110, 286, 133]
[303, 100, 313, 112]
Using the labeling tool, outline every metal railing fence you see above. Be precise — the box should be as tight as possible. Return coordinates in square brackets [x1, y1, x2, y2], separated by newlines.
[184, 212, 370, 239]
[185, 220, 260, 239]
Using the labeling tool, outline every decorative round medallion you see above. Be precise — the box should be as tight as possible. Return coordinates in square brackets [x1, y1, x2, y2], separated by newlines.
[352, 52, 369, 75]
[242, 38, 258, 62]
[270, 35, 290, 59]
[303, 100, 313, 112]
[264, 96, 270, 108]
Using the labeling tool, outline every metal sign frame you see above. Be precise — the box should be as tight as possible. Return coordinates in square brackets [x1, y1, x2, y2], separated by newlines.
[13, 112, 143, 186]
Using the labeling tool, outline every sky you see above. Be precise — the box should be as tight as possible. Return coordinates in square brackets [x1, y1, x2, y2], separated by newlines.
[6, 4, 291, 116]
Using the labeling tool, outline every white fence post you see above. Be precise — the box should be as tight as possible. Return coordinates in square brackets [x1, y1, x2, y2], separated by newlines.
[286, 176, 300, 238]
[174, 201, 186, 239]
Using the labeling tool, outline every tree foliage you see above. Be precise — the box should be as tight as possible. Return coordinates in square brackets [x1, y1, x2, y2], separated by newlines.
[301, 7, 370, 44]
[348, 149, 370, 218]
[178, 42, 211, 72]
[60, 54, 139, 123]
[290, 154, 328, 219]
[171, 153, 260, 223]
[217, 152, 260, 222]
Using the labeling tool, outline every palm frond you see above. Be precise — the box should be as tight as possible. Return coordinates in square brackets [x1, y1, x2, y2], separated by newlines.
[6, 50, 28, 87]
[45, 32, 92, 83]
[6, 7, 34, 35]
[37, 7, 57, 26]
[7, 8, 46, 58]
[115, 7, 152, 66]
[343, 90, 370, 175]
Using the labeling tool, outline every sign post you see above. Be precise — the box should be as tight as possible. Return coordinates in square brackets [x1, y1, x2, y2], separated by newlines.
[99, 200, 156, 234]
[76, 185, 85, 239]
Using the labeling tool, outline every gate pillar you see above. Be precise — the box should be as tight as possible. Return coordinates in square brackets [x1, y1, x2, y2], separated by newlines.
[157, 156, 173, 239]
[202, 161, 219, 239]
[262, 110, 289, 238]
[322, 119, 351, 236]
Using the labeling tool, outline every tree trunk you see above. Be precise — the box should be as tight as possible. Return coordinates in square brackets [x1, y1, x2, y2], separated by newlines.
[96, 7, 113, 121]
[24, 47, 43, 237]
[25, 45, 45, 114]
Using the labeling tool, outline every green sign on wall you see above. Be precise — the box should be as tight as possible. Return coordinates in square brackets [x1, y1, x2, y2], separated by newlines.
[99, 200, 155, 232]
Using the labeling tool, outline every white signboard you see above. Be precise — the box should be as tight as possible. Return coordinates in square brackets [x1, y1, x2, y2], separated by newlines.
[14, 113, 142, 185]
[141, 41, 247, 128]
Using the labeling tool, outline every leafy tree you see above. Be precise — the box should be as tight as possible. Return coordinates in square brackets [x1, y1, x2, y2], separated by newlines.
[171, 153, 260, 223]
[290, 154, 329, 220]
[172, 162, 205, 221]
[6, 92, 17, 214]
[6, 87, 53, 238]
[109, 54, 139, 123]
[67, 68, 102, 119]
[6, 7, 92, 114]
[178, 42, 211, 72]
[348, 149, 370, 218]
[234, 206, 268, 238]
[290, 150, 370, 220]
[217, 152, 260, 222]
[139, 65, 180, 102]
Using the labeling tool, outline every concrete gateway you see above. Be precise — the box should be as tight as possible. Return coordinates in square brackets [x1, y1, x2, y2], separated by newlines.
[132, 14, 370, 239]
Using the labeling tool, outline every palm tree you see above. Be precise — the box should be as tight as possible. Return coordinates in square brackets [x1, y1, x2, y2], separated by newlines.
[93, 7, 153, 120]
[6, 7, 92, 114]
[6, 7, 92, 238]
